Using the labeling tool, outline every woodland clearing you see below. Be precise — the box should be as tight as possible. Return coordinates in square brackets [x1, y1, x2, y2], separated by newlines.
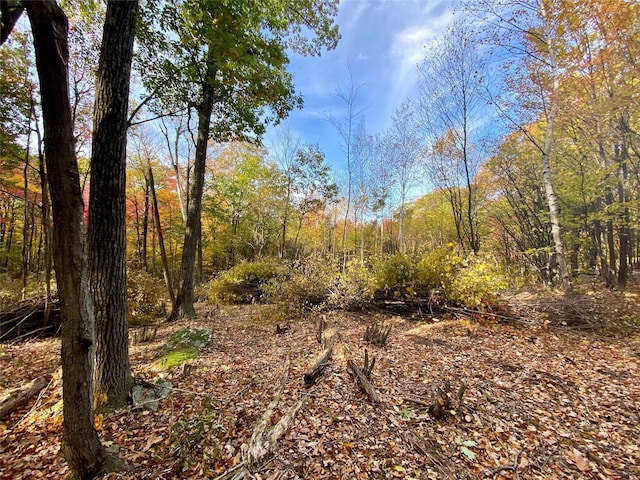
[1, 290, 639, 480]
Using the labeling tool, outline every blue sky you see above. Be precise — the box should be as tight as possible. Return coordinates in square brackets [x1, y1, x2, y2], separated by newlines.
[266, 0, 459, 169]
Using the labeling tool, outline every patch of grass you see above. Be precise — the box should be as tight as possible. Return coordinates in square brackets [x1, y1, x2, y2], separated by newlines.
[158, 327, 211, 369]
[158, 347, 200, 369]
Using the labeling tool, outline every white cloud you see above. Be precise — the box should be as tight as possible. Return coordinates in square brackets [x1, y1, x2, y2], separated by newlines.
[385, 4, 456, 115]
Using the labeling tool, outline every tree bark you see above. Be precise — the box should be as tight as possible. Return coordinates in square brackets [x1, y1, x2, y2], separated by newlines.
[147, 166, 176, 312]
[88, 0, 138, 411]
[142, 178, 149, 271]
[539, 0, 571, 292]
[23, 2, 120, 477]
[173, 53, 216, 319]
[36, 122, 53, 326]
[303, 343, 333, 387]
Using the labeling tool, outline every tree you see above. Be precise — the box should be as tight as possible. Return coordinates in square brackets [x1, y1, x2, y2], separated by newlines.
[465, 0, 571, 289]
[325, 68, 364, 269]
[552, 0, 640, 287]
[417, 19, 485, 254]
[270, 124, 301, 258]
[386, 100, 423, 253]
[138, 0, 340, 318]
[7, 1, 121, 476]
[87, 0, 138, 411]
[351, 120, 375, 260]
[270, 126, 337, 258]
[289, 144, 338, 255]
[206, 142, 282, 266]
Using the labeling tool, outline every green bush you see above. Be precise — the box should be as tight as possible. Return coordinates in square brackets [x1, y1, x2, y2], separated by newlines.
[328, 258, 374, 309]
[449, 255, 508, 308]
[370, 253, 417, 298]
[415, 247, 462, 294]
[416, 248, 507, 308]
[128, 268, 167, 325]
[207, 259, 286, 304]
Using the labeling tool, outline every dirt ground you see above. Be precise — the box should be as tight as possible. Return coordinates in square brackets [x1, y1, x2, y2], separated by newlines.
[1, 298, 639, 479]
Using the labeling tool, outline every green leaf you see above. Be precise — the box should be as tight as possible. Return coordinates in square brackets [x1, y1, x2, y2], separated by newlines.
[460, 446, 476, 461]
[462, 440, 478, 447]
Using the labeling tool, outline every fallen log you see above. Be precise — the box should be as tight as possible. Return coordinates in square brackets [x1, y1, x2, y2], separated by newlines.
[303, 343, 333, 387]
[346, 348, 380, 403]
[0, 375, 51, 419]
[216, 356, 309, 479]
[244, 356, 290, 464]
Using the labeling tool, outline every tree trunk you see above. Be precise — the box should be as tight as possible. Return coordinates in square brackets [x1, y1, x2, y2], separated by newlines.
[173, 53, 216, 319]
[37, 132, 53, 326]
[24, 2, 121, 477]
[142, 178, 149, 271]
[539, 0, 570, 292]
[88, 0, 138, 411]
[147, 166, 176, 312]
[617, 150, 629, 289]
[21, 118, 31, 300]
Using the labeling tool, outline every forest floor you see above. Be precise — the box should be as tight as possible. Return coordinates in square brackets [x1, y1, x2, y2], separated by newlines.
[1, 286, 640, 479]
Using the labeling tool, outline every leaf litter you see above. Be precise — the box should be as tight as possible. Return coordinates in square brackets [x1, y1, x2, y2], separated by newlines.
[0, 303, 639, 479]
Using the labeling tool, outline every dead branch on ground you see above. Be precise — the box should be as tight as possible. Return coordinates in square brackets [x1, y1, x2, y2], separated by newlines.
[364, 320, 391, 346]
[345, 348, 380, 403]
[216, 356, 308, 479]
[0, 375, 51, 419]
[303, 342, 333, 387]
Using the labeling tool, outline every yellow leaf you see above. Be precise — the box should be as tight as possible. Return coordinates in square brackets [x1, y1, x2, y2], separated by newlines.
[94, 413, 103, 431]
[393, 465, 405, 472]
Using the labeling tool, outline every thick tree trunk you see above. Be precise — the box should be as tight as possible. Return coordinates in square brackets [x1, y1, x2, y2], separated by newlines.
[24, 2, 120, 477]
[88, 0, 138, 411]
[173, 56, 216, 319]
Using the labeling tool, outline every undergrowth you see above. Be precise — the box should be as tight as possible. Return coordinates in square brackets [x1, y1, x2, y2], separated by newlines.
[219, 249, 509, 320]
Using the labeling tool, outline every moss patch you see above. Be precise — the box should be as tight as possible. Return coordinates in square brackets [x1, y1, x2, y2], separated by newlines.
[158, 327, 211, 369]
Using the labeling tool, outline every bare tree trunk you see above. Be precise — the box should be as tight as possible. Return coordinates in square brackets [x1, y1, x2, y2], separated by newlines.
[539, 0, 570, 291]
[142, 179, 149, 271]
[88, 0, 137, 411]
[173, 53, 216, 319]
[616, 139, 630, 288]
[23, 2, 121, 476]
[147, 166, 177, 312]
[34, 114, 52, 326]
[21, 104, 32, 300]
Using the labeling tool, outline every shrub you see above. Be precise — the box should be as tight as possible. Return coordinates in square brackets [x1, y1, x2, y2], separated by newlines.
[370, 253, 416, 299]
[328, 258, 374, 309]
[262, 255, 338, 318]
[416, 248, 507, 309]
[449, 255, 508, 308]
[415, 247, 462, 294]
[207, 259, 286, 304]
[128, 268, 167, 325]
